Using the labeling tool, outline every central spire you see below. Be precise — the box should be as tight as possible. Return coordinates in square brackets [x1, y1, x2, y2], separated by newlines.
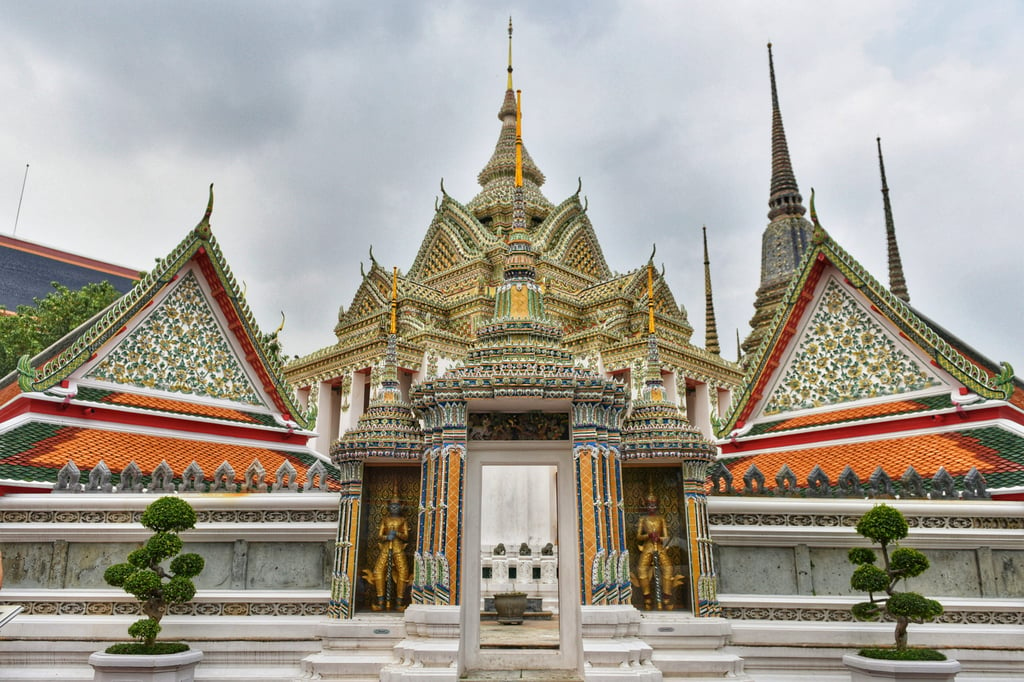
[494, 89, 545, 319]
[469, 20, 551, 223]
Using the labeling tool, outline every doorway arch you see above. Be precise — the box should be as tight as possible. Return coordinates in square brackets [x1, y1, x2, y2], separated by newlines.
[460, 441, 581, 674]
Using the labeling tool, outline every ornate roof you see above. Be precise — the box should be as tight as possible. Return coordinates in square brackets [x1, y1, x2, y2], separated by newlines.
[9, 187, 311, 429]
[286, 42, 741, 407]
[723, 200, 1018, 438]
[716, 197, 1024, 496]
[0, 188, 330, 494]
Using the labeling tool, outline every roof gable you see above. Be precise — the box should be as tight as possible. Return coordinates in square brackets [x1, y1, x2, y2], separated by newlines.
[407, 196, 498, 282]
[12, 187, 310, 428]
[759, 274, 944, 416]
[536, 199, 611, 283]
[719, 209, 1016, 438]
[85, 270, 264, 406]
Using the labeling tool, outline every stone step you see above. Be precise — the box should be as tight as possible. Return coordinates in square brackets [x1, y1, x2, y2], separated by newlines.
[301, 651, 397, 677]
[461, 670, 583, 681]
[652, 650, 747, 677]
[481, 610, 555, 620]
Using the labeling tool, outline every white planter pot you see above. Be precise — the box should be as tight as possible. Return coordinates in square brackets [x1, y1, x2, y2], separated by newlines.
[89, 649, 203, 682]
[843, 653, 960, 681]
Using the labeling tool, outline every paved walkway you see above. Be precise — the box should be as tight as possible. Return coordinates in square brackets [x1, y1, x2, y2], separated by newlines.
[479, 616, 559, 649]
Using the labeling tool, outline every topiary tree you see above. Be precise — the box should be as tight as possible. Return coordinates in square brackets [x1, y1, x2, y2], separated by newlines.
[848, 504, 943, 657]
[103, 496, 204, 653]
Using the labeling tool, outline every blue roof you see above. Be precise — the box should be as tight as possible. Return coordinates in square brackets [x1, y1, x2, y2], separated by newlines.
[0, 238, 139, 311]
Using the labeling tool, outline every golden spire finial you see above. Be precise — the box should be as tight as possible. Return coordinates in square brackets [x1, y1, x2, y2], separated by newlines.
[515, 89, 523, 188]
[390, 267, 398, 335]
[647, 261, 655, 335]
[507, 17, 514, 91]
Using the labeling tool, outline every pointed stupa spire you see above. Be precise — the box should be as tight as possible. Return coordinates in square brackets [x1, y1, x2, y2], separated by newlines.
[767, 43, 805, 220]
[877, 137, 910, 303]
[702, 226, 721, 355]
[643, 257, 665, 396]
[742, 43, 814, 363]
[470, 87, 564, 369]
[469, 20, 551, 223]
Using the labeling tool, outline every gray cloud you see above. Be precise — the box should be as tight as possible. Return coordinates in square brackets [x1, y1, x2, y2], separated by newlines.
[1, 1, 1020, 372]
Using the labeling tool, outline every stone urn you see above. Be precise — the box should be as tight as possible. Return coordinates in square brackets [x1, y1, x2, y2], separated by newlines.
[89, 649, 203, 681]
[493, 591, 528, 625]
[843, 653, 960, 681]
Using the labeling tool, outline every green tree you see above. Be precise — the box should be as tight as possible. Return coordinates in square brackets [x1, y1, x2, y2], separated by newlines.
[103, 497, 204, 651]
[0, 281, 120, 376]
[849, 504, 943, 652]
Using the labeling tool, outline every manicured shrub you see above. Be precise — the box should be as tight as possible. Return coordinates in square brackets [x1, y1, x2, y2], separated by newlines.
[849, 504, 943, 655]
[103, 496, 204, 650]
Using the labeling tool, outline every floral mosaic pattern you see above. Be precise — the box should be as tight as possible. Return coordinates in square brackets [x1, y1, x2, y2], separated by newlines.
[763, 278, 939, 415]
[88, 271, 262, 405]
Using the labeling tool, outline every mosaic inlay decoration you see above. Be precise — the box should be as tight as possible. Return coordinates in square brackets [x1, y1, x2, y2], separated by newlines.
[467, 412, 570, 440]
[88, 271, 263, 405]
[762, 278, 940, 415]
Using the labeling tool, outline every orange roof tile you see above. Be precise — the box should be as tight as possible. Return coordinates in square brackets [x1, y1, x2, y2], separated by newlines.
[764, 400, 933, 433]
[723, 430, 1015, 485]
[100, 392, 263, 423]
[0, 380, 21, 408]
[7, 426, 333, 489]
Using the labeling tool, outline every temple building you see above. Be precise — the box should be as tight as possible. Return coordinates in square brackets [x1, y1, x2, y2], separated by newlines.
[0, 29, 1021, 682]
[0, 188, 331, 496]
[715, 194, 1024, 501]
[284, 32, 742, 457]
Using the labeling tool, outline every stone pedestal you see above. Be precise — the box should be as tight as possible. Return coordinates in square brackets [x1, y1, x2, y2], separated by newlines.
[843, 653, 960, 681]
[89, 649, 203, 682]
[580, 605, 661, 681]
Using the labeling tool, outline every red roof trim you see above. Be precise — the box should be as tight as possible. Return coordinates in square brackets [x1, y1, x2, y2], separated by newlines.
[194, 254, 291, 417]
[17, 396, 308, 445]
[723, 403, 1020, 454]
[740, 259, 826, 426]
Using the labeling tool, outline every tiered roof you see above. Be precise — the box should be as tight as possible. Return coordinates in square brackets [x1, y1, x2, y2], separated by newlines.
[621, 262, 716, 461]
[286, 29, 740, 407]
[0, 187, 332, 494]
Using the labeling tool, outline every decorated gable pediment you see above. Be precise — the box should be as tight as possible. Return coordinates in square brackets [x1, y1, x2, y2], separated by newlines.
[86, 270, 265, 406]
[408, 198, 499, 283]
[719, 216, 1017, 439]
[758, 275, 943, 417]
[342, 269, 392, 322]
[539, 210, 611, 283]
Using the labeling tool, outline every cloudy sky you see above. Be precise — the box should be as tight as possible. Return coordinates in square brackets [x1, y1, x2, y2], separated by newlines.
[1, 1, 1021, 372]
